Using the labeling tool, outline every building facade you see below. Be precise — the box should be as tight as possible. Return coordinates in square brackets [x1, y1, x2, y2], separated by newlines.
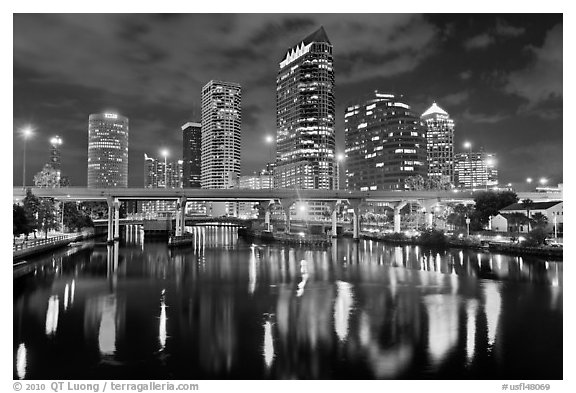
[455, 150, 498, 189]
[421, 102, 455, 186]
[182, 122, 202, 188]
[200, 80, 241, 189]
[274, 26, 336, 190]
[238, 173, 273, 219]
[87, 113, 129, 188]
[143, 154, 182, 188]
[344, 92, 427, 191]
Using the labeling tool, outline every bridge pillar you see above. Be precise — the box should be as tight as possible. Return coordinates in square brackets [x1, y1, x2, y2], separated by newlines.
[348, 199, 362, 240]
[179, 197, 187, 236]
[106, 197, 114, 243]
[327, 200, 341, 238]
[279, 198, 296, 233]
[392, 201, 408, 233]
[113, 199, 120, 240]
[419, 199, 440, 229]
[259, 200, 273, 231]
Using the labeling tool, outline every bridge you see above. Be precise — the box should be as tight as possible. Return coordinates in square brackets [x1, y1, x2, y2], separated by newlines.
[13, 187, 561, 241]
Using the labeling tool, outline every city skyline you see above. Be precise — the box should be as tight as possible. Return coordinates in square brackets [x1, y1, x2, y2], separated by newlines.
[13, 14, 562, 190]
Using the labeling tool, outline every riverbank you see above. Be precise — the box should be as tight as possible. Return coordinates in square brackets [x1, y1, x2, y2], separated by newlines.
[13, 230, 96, 262]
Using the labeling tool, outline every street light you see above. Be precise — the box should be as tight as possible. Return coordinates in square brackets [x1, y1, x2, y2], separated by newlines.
[265, 135, 274, 171]
[21, 127, 33, 188]
[526, 177, 533, 184]
[539, 177, 548, 186]
[161, 149, 169, 188]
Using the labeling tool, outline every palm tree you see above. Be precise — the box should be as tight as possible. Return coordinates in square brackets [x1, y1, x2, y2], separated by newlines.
[521, 198, 535, 231]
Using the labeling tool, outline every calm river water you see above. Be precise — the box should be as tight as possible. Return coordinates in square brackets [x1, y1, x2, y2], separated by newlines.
[13, 225, 562, 380]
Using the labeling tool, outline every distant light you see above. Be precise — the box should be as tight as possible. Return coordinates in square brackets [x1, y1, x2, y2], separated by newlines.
[507, 183, 512, 187]
[486, 159, 495, 166]
[177, 159, 183, 164]
[495, 235, 502, 240]
[22, 127, 33, 138]
[526, 178, 533, 183]
[265, 135, 274, 144]
[104, 113, 118, 119]
[299, 232, 306, 237]
[458, 233, 463, 238]
[299, 204, 306, 212]
[463, 141, 471, 149]
[518, 236, 525, 242]
[50, 136, 62, 145]
[336, 153, 345, 162]
[161, 149, 169, 158]
[539, 177, 548, 185]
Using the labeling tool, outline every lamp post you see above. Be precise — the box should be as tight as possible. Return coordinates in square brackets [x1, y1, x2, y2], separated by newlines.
[161, 149, 169, 188]
[465, 216, 471, 237]
[22, 127, 33, 188]
[265, 135, 274, 172]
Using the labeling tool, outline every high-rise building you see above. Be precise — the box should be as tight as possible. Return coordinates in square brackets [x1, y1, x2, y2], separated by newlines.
[238, 173, 273, 219]
[455, 150, 498, 189]
[143, 154, 182, 188]
[274, 26, 336, 190]
[87, 113, 129, 188]
[182, 122, 202, 188]
[421, 102, 455, 186]
[200, 80, 241, 189]
[144, 154, 157, 188]
[344, 92, 427, 191]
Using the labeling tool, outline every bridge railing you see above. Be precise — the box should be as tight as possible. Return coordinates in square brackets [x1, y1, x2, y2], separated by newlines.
[13, 234, 79, 252]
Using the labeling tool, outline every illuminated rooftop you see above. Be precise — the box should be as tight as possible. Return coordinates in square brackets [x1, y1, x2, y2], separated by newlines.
[422, 102, 449, 117]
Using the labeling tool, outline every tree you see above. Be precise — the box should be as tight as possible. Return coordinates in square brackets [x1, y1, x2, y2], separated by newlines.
[23, 189, 40, 238]
[507, 212, 529, 233]
[63, 202, 94, 231]
[531, 212, 548, 229]
[521, 199, 535, 231]
[33, 164, 61, 188]
[13, 204, 30, 242]
[473, 190, 519, 228]
[525, 227, 548, 246]
[446, 203, 474, 229]
[37, 198, 59, 239]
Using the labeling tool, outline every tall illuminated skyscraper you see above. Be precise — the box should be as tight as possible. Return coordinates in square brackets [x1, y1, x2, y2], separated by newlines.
[455, 150, 498, 189]
[87, 113, 129, 188]
[182, 122, 202, 188]
[344, 92, 427, 190]
[200, 80, 241, 189]
[274, 26, 336, 189]
[49, 135, 62, 175]
[421, 102, 455, 186]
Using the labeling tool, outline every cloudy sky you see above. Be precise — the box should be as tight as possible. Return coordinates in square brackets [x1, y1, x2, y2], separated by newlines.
[13, 13, 562, 190]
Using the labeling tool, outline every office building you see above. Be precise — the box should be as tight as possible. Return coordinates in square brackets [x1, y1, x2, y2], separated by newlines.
[238, 173, 273, 219]
[143, 154, 183, 189]
[87, 113, 129, 188]
[49, 136, 62, 175]
[201, 80, 241, 189]
[421, 102, 455, 186]
[274, 26, 336, 190]
[455, 150, 498, 189]
[344, 92, 427, 191]
[182, 122, 202, 188]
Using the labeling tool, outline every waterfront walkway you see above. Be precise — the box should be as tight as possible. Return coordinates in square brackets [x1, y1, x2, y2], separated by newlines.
[13, 233, 87, 262]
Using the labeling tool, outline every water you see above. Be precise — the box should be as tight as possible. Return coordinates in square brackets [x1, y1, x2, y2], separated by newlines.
[13, 225, 563, 380]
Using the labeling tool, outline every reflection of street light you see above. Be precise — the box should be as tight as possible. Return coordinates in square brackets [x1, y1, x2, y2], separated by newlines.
[161, 149, 169, 188]
[21, 127, 33, 188]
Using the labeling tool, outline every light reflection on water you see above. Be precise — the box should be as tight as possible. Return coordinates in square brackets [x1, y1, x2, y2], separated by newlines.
[13, 225, 563, 379]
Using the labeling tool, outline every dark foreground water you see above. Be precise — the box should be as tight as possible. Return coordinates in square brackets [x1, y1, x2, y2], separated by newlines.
[13, 225, 562, 380]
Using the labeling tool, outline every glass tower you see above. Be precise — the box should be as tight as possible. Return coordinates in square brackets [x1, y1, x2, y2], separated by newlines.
[182, 122, 202, 188]
[421, 102, 455, 186]
[274, 26, 336, 189]
[344, 92, 427, 190]
[87, 113, 129, 188]
[200, 80, 241, 189]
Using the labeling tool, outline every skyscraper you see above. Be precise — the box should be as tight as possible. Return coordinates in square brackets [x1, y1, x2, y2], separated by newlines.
[455, 150, 498, 189]
[200, 80, 241, 189]
[274, 26, 336, 190]
[144, 153, 157, 188]
[344, 92, 427, 191]
[182, 122, 202, 188]
[422, 102, 455, 186]
[143, 153, 183, 189]
[87, 113, 129, 188]
[49, 135, 62, 175]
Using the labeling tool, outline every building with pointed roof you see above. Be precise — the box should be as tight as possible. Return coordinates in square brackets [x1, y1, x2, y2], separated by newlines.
[422, 102, 455, 186]
[274, 26, 336, 191]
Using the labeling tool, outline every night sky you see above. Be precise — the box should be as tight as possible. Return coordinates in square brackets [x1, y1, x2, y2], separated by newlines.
[13, 13, 563, 190]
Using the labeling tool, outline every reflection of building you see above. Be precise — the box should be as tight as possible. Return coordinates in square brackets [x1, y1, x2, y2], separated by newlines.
[274, 27, 336, 190]
[87, 113, 129, 188]
[345, 92, 427, 190]
[421, 103, 455, 186]
[182, 122, 202, 188]
[455, 150, 498, 189]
